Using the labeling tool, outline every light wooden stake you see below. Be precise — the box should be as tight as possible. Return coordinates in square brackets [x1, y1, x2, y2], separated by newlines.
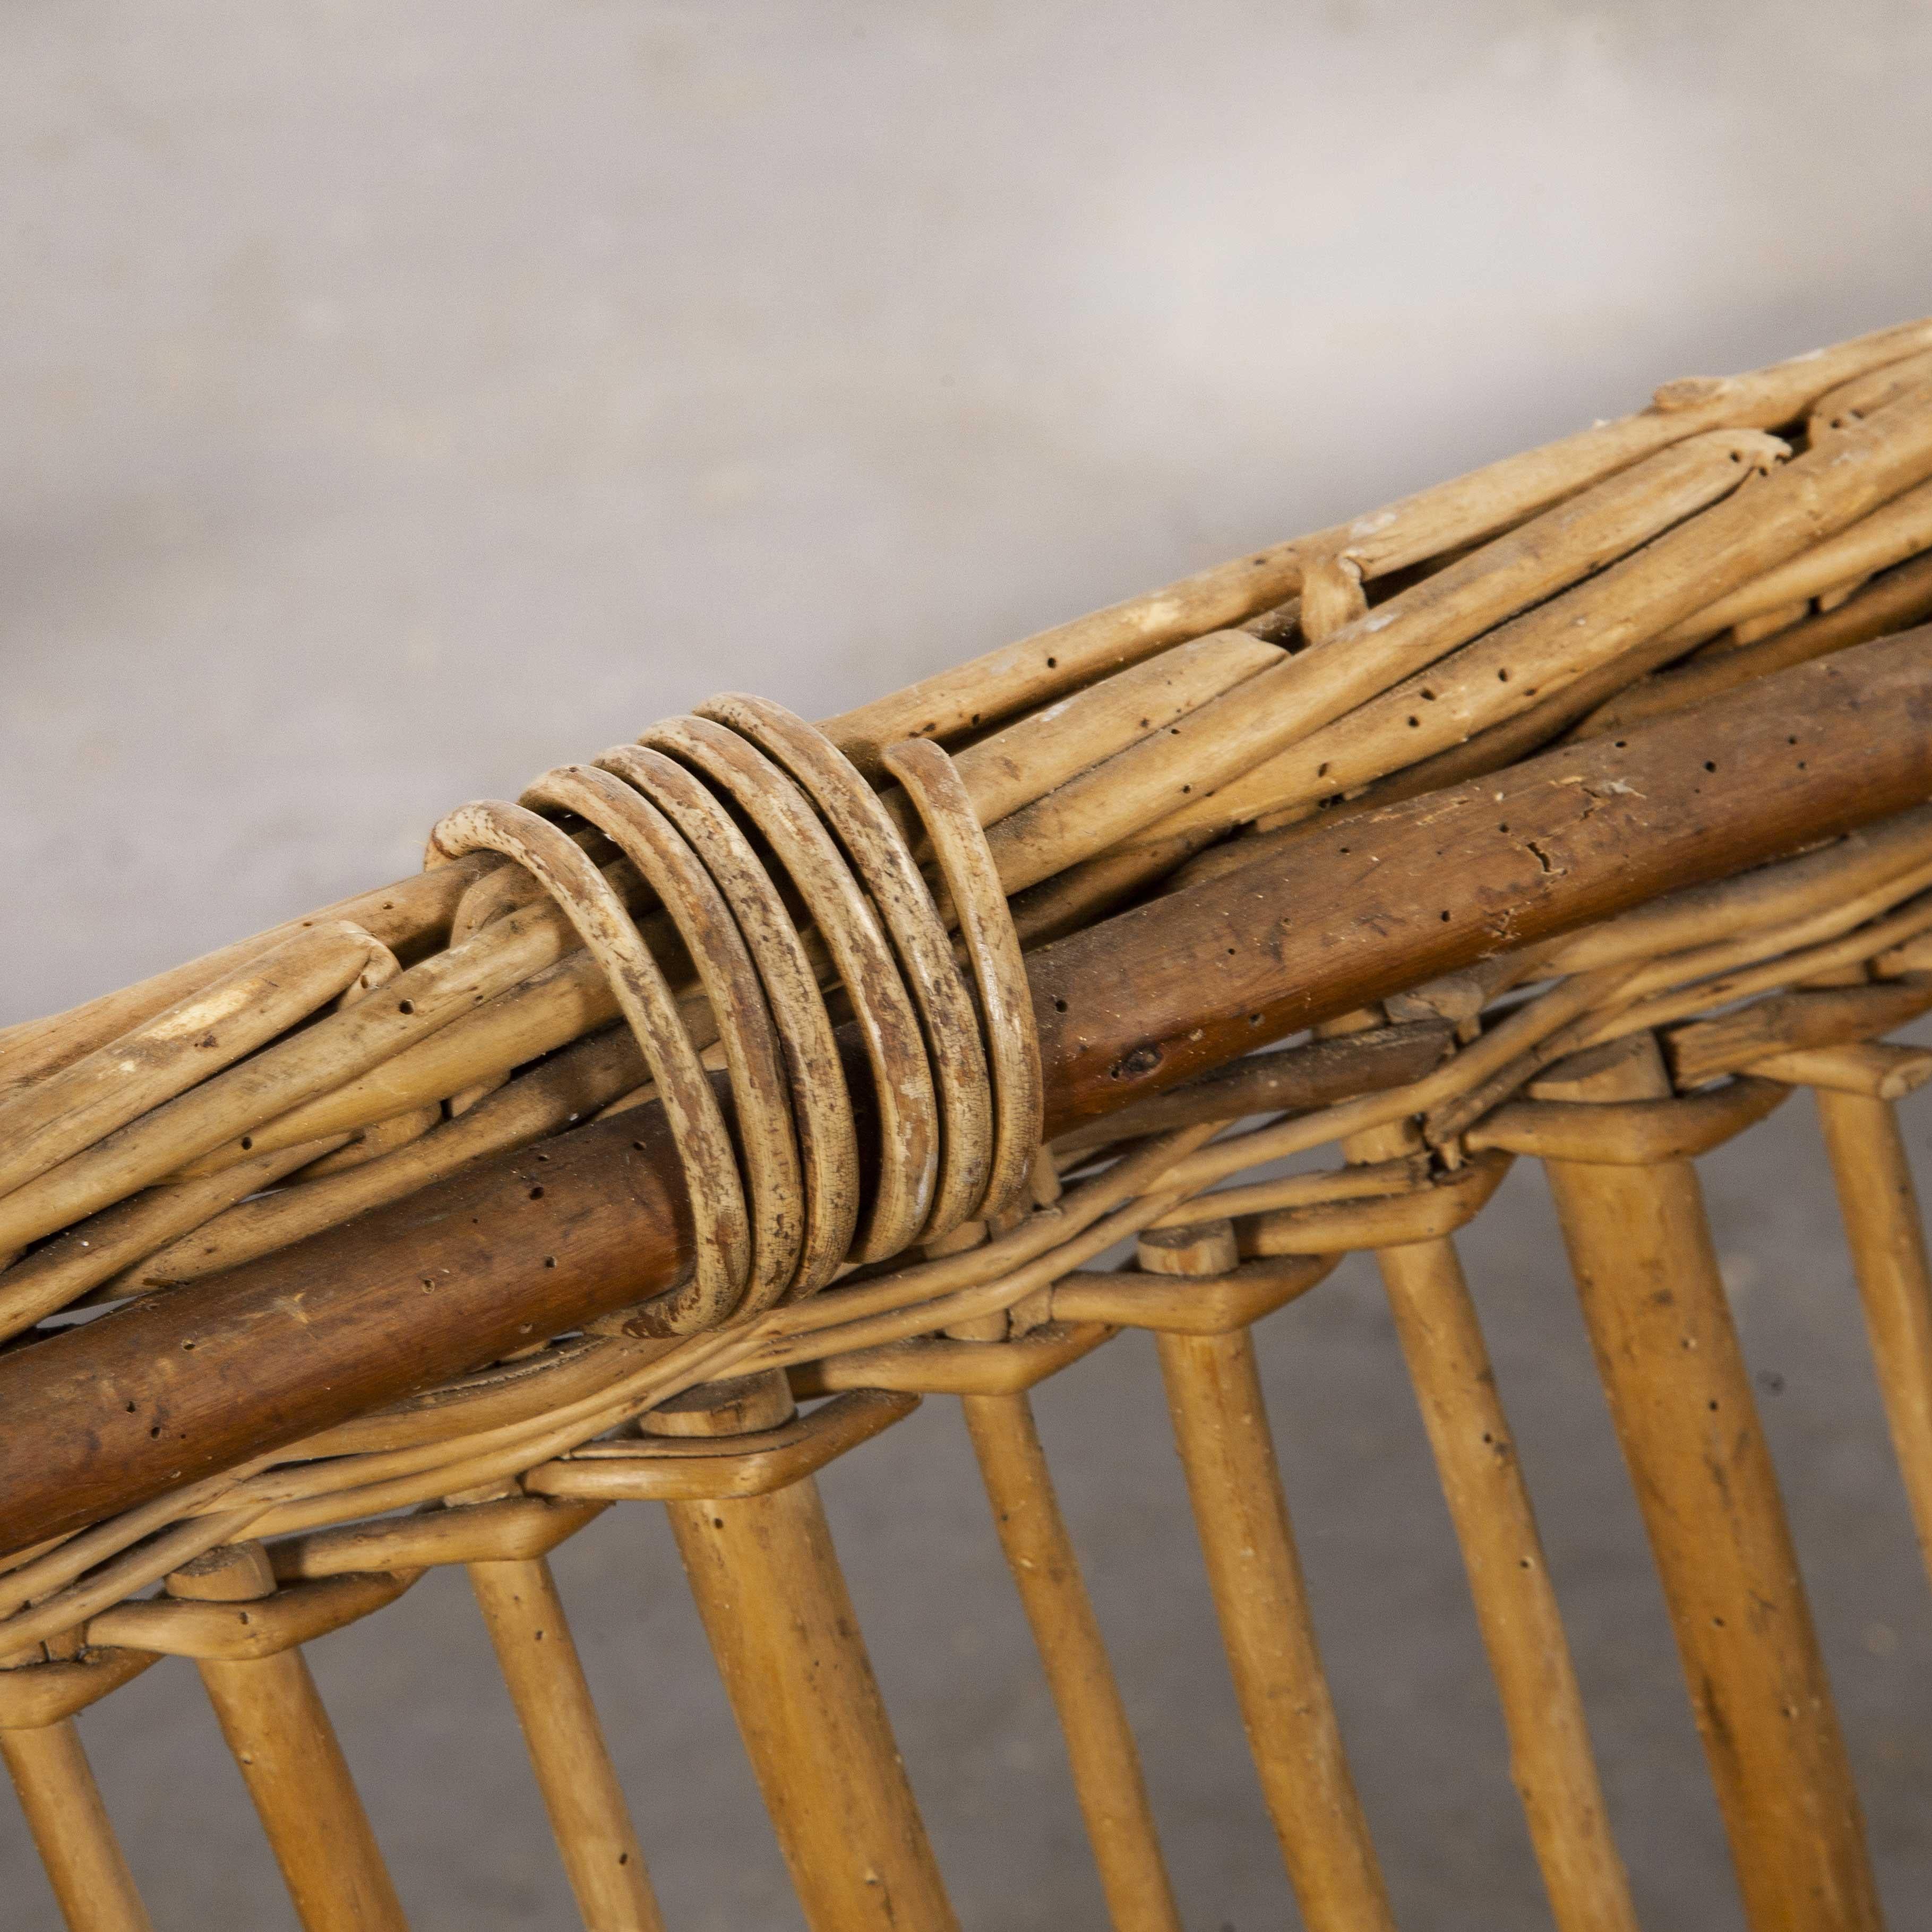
[1535, 1034, 1882, 1932]
[166, 1542, 409, 1932]
[0, 1710, 152, 1932]
[1144, 1220, 1396, 1932]
[1342, 1114, 1637, 1932]
[955, 1322, 1183, 1932]
[651, 1372, 959, 1932]
[468, 1549, 665, 1932]
[1813, 1079, 1932, 1590]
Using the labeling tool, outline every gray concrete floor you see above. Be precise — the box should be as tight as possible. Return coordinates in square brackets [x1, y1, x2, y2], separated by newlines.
[5, 5, 1932, 1926]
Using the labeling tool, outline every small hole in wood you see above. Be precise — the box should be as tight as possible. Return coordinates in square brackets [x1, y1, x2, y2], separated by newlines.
[239, 1136, 253, 1151]
[399, 1000, 416, 1015]
[1703, 760, 1716, 773]
[544, 1256, 557, 1268]
[1053, 997, 1068, 1012]
[529, 1186, 545, 1200]
[1045, 656, 1058, 668]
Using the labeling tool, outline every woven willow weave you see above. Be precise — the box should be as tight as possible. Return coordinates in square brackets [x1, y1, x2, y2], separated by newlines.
[5, 315, 1932, 1931]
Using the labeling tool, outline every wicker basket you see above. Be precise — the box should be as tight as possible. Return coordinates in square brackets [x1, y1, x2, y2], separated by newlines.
[5, 315, 1932, 1931]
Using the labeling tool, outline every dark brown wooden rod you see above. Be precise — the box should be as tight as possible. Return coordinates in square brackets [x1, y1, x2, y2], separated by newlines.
[3, 632, 1929, 1557]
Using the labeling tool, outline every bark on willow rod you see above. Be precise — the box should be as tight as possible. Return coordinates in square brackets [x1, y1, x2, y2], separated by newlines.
[1, 630, 1929, 1559]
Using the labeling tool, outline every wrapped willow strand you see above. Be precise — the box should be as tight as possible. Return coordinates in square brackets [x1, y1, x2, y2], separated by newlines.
[591, 742, 861, 1295]
[430, 793, 758, 1333]
[882, 735, 1044, 1223]
[517, 761, 808, 1311]
[633, 711, 943, 1265]
[695, 693, 999, 1243]
[430, 699, 1042, 1332]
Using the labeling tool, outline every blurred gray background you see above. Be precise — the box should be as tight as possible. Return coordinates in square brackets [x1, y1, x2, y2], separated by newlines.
[5, 4, 1932, 1927]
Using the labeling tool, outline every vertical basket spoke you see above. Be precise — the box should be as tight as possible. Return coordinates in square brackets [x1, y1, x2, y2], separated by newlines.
[1144, 1220, 1397, 1932]
[468, 1552, 665, 1932]
[1, 1715, 153, 1932]
[1813, 1084, 1932, 1590]
[959, 1378, 1183, 1932]
[168, 1543, 409, 1932]
[1535, 1032, 1882, 1932]
[652, 1371, 959, 1932]
[1345, 1117, 1638, 1932]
